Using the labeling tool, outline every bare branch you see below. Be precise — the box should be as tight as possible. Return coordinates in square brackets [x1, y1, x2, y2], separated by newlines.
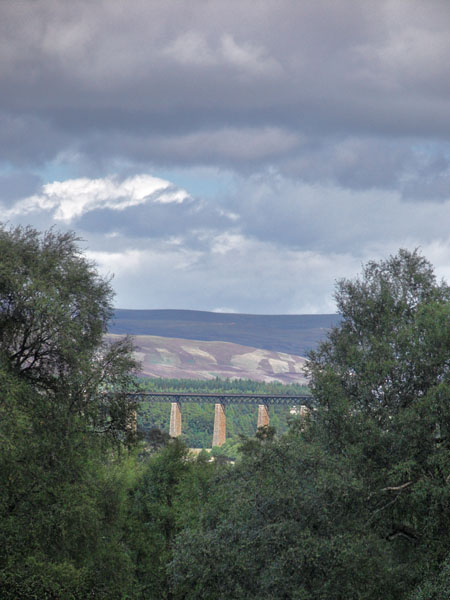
[381, 481, 414, 492]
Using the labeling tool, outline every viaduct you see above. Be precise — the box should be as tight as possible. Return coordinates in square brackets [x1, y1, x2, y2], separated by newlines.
[130, 392, 313, 446]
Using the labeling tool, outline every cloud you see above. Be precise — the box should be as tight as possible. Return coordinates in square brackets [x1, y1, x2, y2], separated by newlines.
[2, 168, 450, 313]
[163, 30, 280, 76]
[163, 30, 281, 76]
[163, 31, 217, 66]
[401, 151, 450, 202]
[2, 1, 450, 313]
[151, 127, 299, 163]
[85, 234, 360, 314]
[2, 0, 450, 190]
[6, 174, 190, 222]
[0, 171, 42, 206]
[220, 33, 282, 76]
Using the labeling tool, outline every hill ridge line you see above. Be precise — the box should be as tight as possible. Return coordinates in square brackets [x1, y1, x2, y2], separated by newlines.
[109, 309, 341, 357]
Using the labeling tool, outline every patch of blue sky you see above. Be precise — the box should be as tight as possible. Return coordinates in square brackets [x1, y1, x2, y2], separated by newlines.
[411, 141, 450, 159]
[156, 167, 236, 199]
[0, 159, 77, 183]
[35, 161, 79, 184]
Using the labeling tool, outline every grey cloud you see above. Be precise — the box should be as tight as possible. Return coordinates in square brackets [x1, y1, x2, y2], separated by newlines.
[3, 1, 450, 314]
[0, 172, 42, 206]
[2, 0, 450, 194]
[401, 153, 450, 202]
[89, 234, 359, 314]
[3, 167, 450, 313]
[281, 138, 416, 190]
[2, 172, 234, 250]
[222, 173, 450, 254]
[403, 176, 450, 202]
[77, 127, 300, 172]
[75, 194, 232, 247]
[0, 113, 68, 166]
[8, 167, 448, 261]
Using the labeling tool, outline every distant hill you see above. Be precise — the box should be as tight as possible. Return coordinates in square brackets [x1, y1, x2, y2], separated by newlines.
[107, 333, 309, 384]
[109, 309, 341, 356]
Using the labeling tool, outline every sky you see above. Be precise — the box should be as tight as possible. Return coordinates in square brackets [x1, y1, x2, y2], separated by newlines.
[1, 0, 450, 314]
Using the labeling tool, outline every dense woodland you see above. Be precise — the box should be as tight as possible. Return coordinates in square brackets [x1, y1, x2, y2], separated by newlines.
[1, 226, 450, 599]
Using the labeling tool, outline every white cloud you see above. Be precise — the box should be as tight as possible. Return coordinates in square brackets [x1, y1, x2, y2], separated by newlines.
[211, 232, 247, 255]
[6, 174, 190, 222]
[87, 243, 204, 280]
[86, 248, 145, 275]
[412, 237, 450, 285]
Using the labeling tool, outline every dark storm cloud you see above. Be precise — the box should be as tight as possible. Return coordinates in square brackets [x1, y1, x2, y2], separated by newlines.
[2, 0, 450, 192]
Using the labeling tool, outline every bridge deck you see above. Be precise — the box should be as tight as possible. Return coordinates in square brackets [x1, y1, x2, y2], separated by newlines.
[131, 392, 313, 406]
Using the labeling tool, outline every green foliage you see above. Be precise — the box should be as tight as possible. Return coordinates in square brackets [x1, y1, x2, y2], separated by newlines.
[171, 433, 401, 600]
[408, 555, 450, 600]
[0, 225, 139, 598]
[169, 249, 450, 599]
[305, 250, 450, 593]
[210, 437, 241, 460]
[308, 249, 449, 418]
[0, 225, 139, 441]
[125, 439, 217, 599]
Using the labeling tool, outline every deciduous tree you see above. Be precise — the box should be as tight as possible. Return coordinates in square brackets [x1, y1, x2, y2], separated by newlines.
[0, 225, 139, 598]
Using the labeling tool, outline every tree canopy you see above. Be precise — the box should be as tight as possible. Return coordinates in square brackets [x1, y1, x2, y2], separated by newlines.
[0, 225, 139, 598]
[0, 225, 138, 440]
[170, 249, 450, 600]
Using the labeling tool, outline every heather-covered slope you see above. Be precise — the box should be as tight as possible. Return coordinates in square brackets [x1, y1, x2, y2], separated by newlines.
[106, 333, 308, 384]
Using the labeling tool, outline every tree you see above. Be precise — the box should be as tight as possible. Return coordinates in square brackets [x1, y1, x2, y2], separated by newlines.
[308, 249, 449, 416]
[306, 248, 450, 592]
[170, 249, 450, 600]
[171, 425, 410, 600]
[125, 438, 217, 599]
[0, 225, 139, 598]
[0, 225, 138, 440]
[409, 554, 450, 599]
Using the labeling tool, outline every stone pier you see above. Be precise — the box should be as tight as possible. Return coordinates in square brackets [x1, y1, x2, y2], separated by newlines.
[212, 403, 226, 447]
[169, 402, 182, 437]
[257, 404, 269, 429]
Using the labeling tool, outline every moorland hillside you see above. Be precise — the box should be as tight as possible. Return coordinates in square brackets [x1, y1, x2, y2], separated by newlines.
[106, 333, 309, 384]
